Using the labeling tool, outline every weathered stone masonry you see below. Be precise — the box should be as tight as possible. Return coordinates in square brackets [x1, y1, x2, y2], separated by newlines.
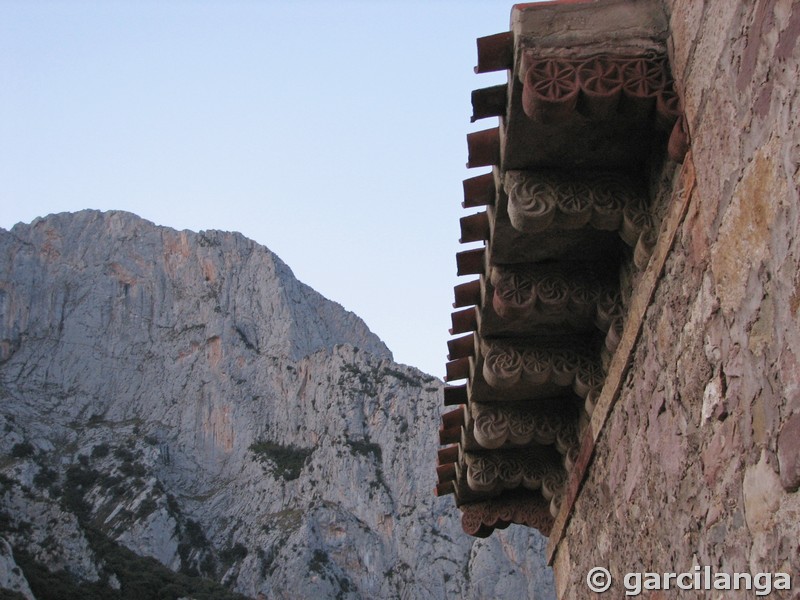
[549, 1, 800, 597]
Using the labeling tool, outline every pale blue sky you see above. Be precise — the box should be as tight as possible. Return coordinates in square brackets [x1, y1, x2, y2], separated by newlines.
[0, 1, 514, 377]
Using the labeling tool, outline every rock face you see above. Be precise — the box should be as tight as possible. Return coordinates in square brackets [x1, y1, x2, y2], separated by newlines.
[0, 210, 554, 599]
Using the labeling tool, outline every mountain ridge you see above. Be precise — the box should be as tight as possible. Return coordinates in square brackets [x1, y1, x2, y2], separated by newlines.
[0, 210, 554, 599]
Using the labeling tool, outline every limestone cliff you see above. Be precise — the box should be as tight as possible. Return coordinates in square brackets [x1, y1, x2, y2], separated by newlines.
[0, 210, 554, 599]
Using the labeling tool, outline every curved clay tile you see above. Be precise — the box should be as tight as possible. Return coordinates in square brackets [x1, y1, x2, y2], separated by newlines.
[466, 128, 501, 168]
[471, 84, 508, 122]
[474, 31, 514, 74]
[453, 278, 481, 309]
[462, 172, 496, 208]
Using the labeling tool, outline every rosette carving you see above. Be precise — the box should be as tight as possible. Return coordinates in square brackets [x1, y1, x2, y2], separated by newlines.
[555, 182, 593, 229]
[621, 57, 665, 118]
[461, 494, 554, 538]
[517, 499, 554, 536]
[577, 56, 623, 118]
[523, 58, 580, 122]
[506, 174, 558, 233]
[531, 412, 560, 446]
[466, 455, 499, 492]
[656, 78, 681, 131]
[461, 509, 493, 538]
[506, 409, 538, 446]
[470, 403, 576, 449]
[521, 348, 552, 386]
[482, 345, 523, 389]
[621, 58, 665, 98]
[573, 360, 606, 398]
[536, 275, 570, 314]
[493, 271, 536, 320]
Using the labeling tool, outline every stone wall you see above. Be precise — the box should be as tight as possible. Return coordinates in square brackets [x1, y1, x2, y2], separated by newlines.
[552, 1, 800, 597]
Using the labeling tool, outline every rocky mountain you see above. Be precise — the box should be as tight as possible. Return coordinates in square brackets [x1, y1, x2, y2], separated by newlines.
[0, 210, 554, 599]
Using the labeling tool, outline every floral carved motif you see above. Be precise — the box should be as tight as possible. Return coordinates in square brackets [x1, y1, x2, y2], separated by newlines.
[505, 170, 652, 249]
[504, 170, 558, 233]
[555, 182, 593, 228]
[482, 345, 523, 389]
[489, 264, 616, 328]
[521, 53, 676, 124]
[461, 493, 554, 537]
[481, 342, 606, 397]
[522, 58, 580, 123]
[472, 403, 577, 449]
[465, 448, 566, 495]
[577, 57, 623, 118]
[492, 270, 536, 320]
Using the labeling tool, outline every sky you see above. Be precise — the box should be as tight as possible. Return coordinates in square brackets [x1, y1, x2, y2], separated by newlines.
[0, 0, 516, 378]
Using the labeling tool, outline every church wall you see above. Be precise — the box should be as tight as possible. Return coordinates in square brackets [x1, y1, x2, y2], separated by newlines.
[552, 1, 800, 597]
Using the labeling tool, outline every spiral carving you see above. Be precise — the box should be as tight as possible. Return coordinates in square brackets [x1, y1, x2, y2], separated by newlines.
[507, 176, 558, 233]
[595, 289, 623, 331]
[564, 444, 581, 472]
[556, 420, 581, 455]
[584, 389, 600, 417]
[483, 345, 523, 389]
[498, 457, 524, 489]
[473, 408, 510, 449]
[541, 468, 568, 501]
[634, 225, 658, 270]
[505, 170, 649, 237]
[471, 403, 575, 448]
[590, 175, 630, 230]
[461, 509, 493, 538]
[621, 200, 655, 246]
[550, 350, 580, 387]
[536, 275, 570, 314]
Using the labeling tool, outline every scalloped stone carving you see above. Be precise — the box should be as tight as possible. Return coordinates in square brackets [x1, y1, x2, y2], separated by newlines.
[461, 492, 554, 537]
